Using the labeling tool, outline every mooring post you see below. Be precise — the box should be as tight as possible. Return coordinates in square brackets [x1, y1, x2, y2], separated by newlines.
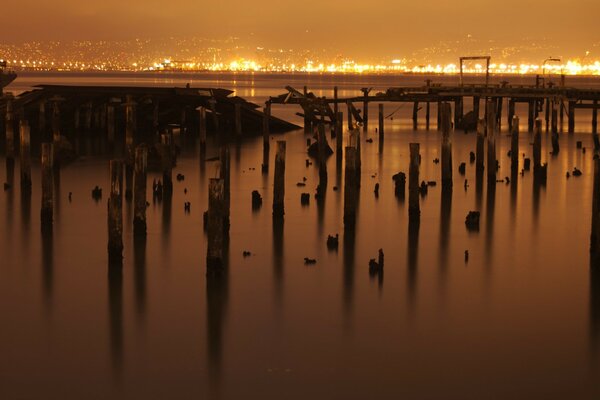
[441, 103, 453, 192]
[219, 145, 231, 232]
[591, 158, 600, 265]
[409, 143, 420, 222]
[412, 102, 419, 130]
[336, 111, 343, 155]
[19, 120, 32, 190]
[378, 104, 384, 141]
[346, 101, 353, 130]
[533, 118, 542, 172]
[273, 141, 286, 219]
[528, 100, 535, 132]
[41, 143, 54, 231]
[568, 101, 575, 134]
[108, 160, 124, 264]
[343, 146, 358, 230]
[425, 101, 431, 130]
[133, 145, 148, 238]
[161, 133, 173, 196]
[486, 101, 497, 184]
[207, 178, 226, 277]
[511, 116, 519, 172]
[476, 119, 485, 173]
[234, 103, 242, 136]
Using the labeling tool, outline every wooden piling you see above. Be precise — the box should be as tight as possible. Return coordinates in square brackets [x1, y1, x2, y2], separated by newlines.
[473, 96, 480, 121]
[273, 141, 286, 219]
[533, 118, 542, 171]
[486, 101, 497, 184]
[207, 178, 226, 277]
[412, 102, 419, 130]
[545, 98, 550, 132]
[593, 100, 598, 135]
[508, 99, 515, 131]
[591, 158, 600, 264]
[511, 116, 519, 172]
[198, 106, 207, 154]
[568, 101, 575, 134]
[318, 120, 328, 186]
[409, 143, 420, 221]
[336, 111, 343, 154]
[38, 101, 46, 135]
[454, 98, 463, 127]
[108, 160, 124, 263]
[476, 119, 485, 173]
[133, 145, 148, 237]
[107, 105, 115, 146]
[219, 145, 231, 231]
[425, 102, 431, 130]
[161, 133, 173, 196]
[19, 120, 32, 190]
[343, 146, 358, 230]
[362, 91, 369, 130]
[333, 86, 339, 119]
[5, 98, 14, 160]
[41, 143, 54, 230]
[440, 103, 453, 191]
[51, 101, 60, 144]
[263, 102, 271, 142]
[378, 104, 384, 141]
[551, 100, 558, 134]
[235, 103, 242, 136]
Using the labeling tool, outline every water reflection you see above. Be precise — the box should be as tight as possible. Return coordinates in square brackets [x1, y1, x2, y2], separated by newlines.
[41, 231, 53, 311]
[133, 236, 146, 325]
[273, 218, 284, 308]
[407, 218, 420, 316]
[439, 189, 451, 295]
[485, 180, 496, 276]
[108, 260, 123, 381]
[343, 225, 356, 330]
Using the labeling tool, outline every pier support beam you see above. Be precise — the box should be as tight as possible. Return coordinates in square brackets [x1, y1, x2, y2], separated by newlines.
[473, 96, 480, 121]
[533, 119, 542, 172]
[108, 160, 124, 264]
[440, 103, 453, 192]
[486, 101, 497, 184]
[19, 120, 32, 191]
[133, 145, 148, 238]
[568, 101, 575, 134]
[346, 101, 353, 130]
[528, 100, 536, 132]
[511, 116, 519, 173]
[409, 143, 420, 222]
[343, 146, 358, 230]
[508, 99, 515, 131]
[273, 141, 286, 219]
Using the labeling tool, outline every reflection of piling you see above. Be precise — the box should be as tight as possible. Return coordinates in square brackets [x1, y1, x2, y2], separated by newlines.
[343, 146, 358, 230]
[476, 119, 484, 173]
[533, 119, 542, 172]
[486, 102, 497, 184]
[160, 133, 173, 196]
[19, 120, 32, 190]
[378, 104, 384, 142]
[592, 158, 600, 266]
[273, 141, 286, 219]
[511, 116, 519, 172]
[219, 145, 231, 232]
[133, 145, 148, 238]
[440, 102, 453, 192]
[318, 120, 328, 188]
[336, 111, 343, 155]
[409, 143, 420, 222]
[198, 106, 207, 156]
[108, 160, 124, 264]
[41, 143, 54, 232]
[207, 178, 226, 277]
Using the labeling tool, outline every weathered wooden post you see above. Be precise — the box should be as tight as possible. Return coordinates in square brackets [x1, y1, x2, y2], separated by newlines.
[207, 178, 226, 277]
[124, 96, 136, 200]
[441, 103, 453, 192]
[591, 158, 600, 265]
[409, 143, 420, 222]
[437, 101, 442, 130]
[545, 98, 550, 132]
[593, 100, 598, 135]
[476, 119, 485, 173]
[51, 100, 61, 144]
[511, 116, 519, 172]
[333, 86, 339, 121]
[318, 119, 328, 188]
[486, 101, 497, 184]
[378, 104, 384, 141]
[343, 146, 358, 230]
[551, 101, 560, 155]
[219, 145, 231, 232]
[412, 102, 419, 130]
[234, 103, 242, 136]
[425, 101, 431, 130]
[41, 143, 54, 231]
[5, 97, 14, 162]
[161, 133, 173, 196]
[568, 101, 575, 134]
[336, 111, 343, 155]
[473, 96, 480, 121]
[273, 141, 286, 219]
[551, 99, 558, 134]
[19, 120, 32, 190]
[262, 104, 270, 173]
[349, 129, 361, 188]
[362, 89, 369, 131]
[38, 100, 46, 135]
[108, 160, 124, 264]
[455, 98, 463, 127]
[133, 145, 148, 237]
[533, 118, 542, 172]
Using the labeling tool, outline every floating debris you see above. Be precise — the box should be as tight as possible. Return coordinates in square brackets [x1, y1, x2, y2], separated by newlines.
[465, 211, 480, 231]
[327, 234, 339, 250]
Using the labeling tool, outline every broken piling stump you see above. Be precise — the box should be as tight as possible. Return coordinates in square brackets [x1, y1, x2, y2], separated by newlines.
[207, 178, 226, 277]
[441, 102, 453, 191]
[19, 120, 32, 191]
[273, 141, 286, 219]
[511, 116, 519, 172]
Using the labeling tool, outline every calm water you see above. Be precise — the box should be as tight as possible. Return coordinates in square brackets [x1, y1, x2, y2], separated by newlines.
[1, 72, 600, 399]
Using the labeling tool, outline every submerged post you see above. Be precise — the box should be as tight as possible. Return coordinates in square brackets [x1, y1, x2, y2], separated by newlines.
[273, 141, 286, 219]
[511, 116, 519, 172]
[343, 146, 358, 230]
[108, 160, 124, 264]
[161, 133, 173, 196]
[41, 143, 54, 231]
[441, 103, 453, 192]
[486, 101, 497, 184]
[19, 120, 32, 190]
[409, 143, 420, 222]
[133, 145, 148, 237]
[207, 178, 226, 277]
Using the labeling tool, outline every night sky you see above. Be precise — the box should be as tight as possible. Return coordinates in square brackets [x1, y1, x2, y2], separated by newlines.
[3, 0, 600, 56]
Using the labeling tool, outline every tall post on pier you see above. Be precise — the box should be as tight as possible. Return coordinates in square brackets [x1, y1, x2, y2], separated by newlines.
[19, 120, 32, 191]
[533, 119, 542, 172]
[409, 143, 420, 222]
[486, 101, 497, 184]
[133, 145, 148, 238]
[568, 101, 575, 134]
[378, 104, 384, 142]
[41, 143, 54, 232]
[161, 133, 173, 197]
[412, 102, 419, 130]
[511, 116, 519, 173]
[198, 106, 207, 157]
[476, 119, 485, 173]
[343, 146, 358, 230]
[441, 103, 453, 192]
[207, 178, 226, 277]
[273, 141, 286, 219]
[108, 160, 123, 264]
[234, 103, 242, 136]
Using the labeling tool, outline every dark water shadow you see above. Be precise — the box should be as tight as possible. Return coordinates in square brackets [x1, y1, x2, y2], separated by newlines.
[206, 268, 229, 400]
[133, 236, 147, 326]
[343, 226, 356, 332]
[108, 260, 123, 383]
[273, 218, 284, 313]
[41, 231, 53, 312]
[485, 180, 496, 281]
[439, 189, 452, 298]
[407, 218, 420, 318]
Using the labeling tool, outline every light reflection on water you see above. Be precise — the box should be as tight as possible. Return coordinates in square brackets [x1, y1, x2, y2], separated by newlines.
[0, 72, 600, 399]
